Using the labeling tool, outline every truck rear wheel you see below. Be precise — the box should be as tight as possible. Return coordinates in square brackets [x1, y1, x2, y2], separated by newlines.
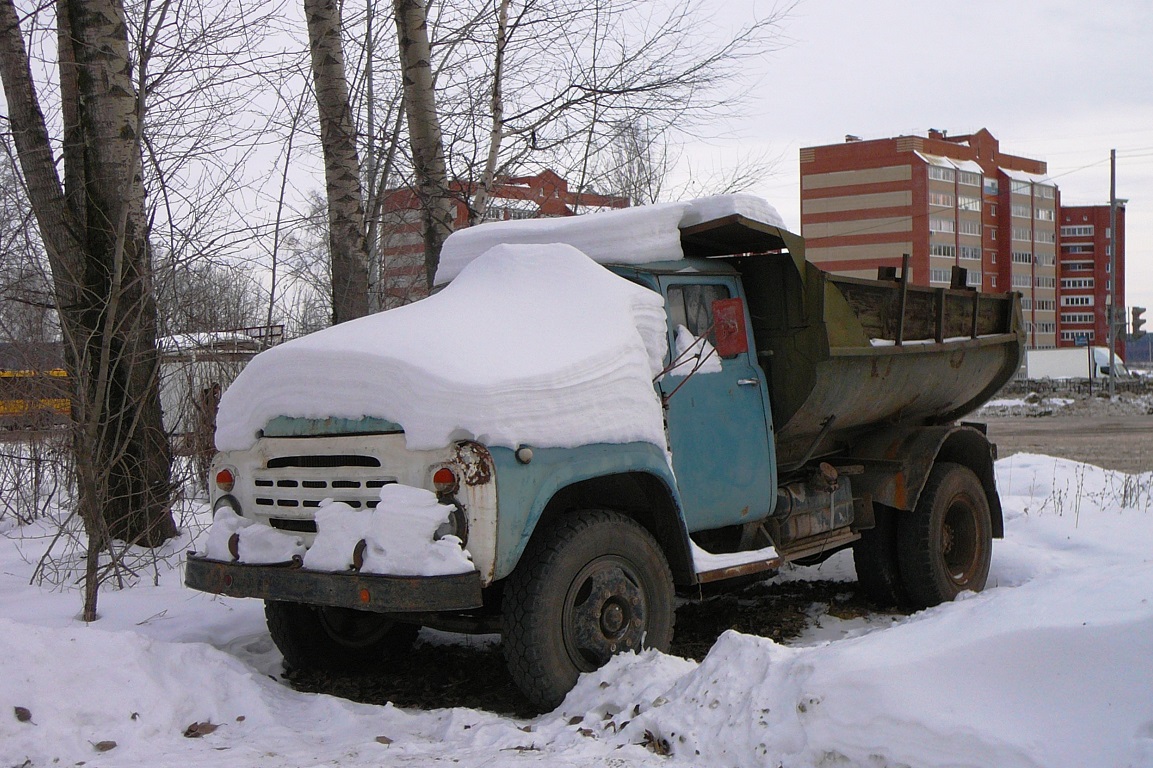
[898, 462, 992, 608]
[502, 510, 675, 711]
[265, 601, 419, 672]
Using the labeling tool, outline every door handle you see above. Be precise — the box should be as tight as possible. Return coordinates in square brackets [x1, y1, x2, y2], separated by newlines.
[738, 378, 759, 386]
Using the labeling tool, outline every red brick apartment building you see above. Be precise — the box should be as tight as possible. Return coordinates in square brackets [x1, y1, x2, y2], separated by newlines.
[378, 170, 628, 309]
[800, 129, 1061, 348]
[1058, 204, 1126, 357]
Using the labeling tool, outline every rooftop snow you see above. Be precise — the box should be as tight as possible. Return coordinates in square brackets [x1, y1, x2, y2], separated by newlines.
[214, 243, 668, 453]
[914, 152, 984, 175]
[1000, 167, 1054, 186]
[434, 194, 786, 285]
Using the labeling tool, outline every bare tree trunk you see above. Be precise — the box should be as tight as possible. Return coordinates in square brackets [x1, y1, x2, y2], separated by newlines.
[393, 0, 455, 287]
[304, 0, 372, 324]
[0, 0, 176, 619]
[469, 0, 510, 226]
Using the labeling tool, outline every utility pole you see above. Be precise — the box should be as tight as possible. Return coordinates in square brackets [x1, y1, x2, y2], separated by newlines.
[1108, 149, 1117, 398]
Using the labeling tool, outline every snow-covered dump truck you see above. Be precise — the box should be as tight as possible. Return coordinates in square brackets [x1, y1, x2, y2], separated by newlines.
[185, 196, 1024, 710]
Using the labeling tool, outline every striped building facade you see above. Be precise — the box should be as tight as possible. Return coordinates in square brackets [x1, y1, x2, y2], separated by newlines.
[800, 129, 1060, 349]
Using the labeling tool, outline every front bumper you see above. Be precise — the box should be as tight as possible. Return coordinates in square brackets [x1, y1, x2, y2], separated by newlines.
[185, 554, 484, 613]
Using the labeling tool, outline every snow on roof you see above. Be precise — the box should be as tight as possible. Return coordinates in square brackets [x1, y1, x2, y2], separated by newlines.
[1000, 167, 1054, 186]
[948, 158, 985, 174]
[215, 243, 668, 453]
[434, 194, 786, 286]
[914, 152, 984, 175]
[915, 151, 953, 167]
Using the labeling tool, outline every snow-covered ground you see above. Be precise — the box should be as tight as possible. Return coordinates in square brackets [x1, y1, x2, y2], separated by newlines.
[977, 390, 1153, 418]
[2, 452, 1152, 768]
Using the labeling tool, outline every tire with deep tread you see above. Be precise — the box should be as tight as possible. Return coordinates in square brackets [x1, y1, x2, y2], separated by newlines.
[897, 462, 992, 608]
[502, 510, 675, 711]
[265, 601, 419, 672]
[852, 503, 909, 607]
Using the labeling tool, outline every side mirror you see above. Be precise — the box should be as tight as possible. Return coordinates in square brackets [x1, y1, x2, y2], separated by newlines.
[712, 298, 748, 357]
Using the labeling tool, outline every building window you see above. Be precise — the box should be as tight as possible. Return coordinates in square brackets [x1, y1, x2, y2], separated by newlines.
[983, 177, 999, 195]
[1064, 261, 1094, 271]
[967, 270, 982, 287]
[1061, 313, 1095, 324]
[958, 219, 982, 236]
[958, 196, 981, 212]
[1036, 253, 1055, 267]
[1012, 251, 1033, 264]
[929, 218, 955, 233]
[987, 228, 997, 240]
[1011, 180, 1032, 194]
[1061, 277, 1095, 289]
[928, 166, 956, 182]
[1061, 225, 1094, 237]
[1012, 204, 1032, 218]
[1036, 276, 1056, 288]
[1035, 185, 1055, 200]
[1036, 322, 1055, 333]
[1061, 295, 1093, 306]
[1012, 227, 1033, 241]
[990, 275, 997, 287]
[1035, 299, 1055, 311]
[1062, 244, 1093, 254]
[1035, 231, 1056, 244]
[930, 243, 956, 258]
[959, 245, 981, 260]
[930, 268, 951, 284]
[1036, 208, 1055, 221]
[988, 250, 997, 263]
[1021, 298, 1032, 310]
[1012, 274, 1032, 288]
[1061, 330, 1095, 342]
[929, 192, 954, 207]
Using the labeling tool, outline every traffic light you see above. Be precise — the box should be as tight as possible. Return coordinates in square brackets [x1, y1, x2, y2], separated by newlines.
[1132, 306, 1147, 339]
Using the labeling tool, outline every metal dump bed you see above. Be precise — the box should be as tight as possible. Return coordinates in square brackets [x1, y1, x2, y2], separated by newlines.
[681, 214, 1024, 469]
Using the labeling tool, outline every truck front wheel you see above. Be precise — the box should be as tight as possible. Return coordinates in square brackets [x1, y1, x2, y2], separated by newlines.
[502, 510, 675, 711]
[898, 462, 992, 607]
[265, 601, 419, 672]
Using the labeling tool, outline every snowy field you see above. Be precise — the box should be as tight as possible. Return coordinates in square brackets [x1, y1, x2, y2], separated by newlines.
[3, 453, 1152, 768]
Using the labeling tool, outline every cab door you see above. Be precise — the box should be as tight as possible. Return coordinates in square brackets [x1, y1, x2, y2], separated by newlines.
[657, 276, 775, 532]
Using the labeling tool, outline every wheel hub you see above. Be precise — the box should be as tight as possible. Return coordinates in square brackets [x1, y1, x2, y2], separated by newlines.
[564, 559, 647, 670]
[600, 601, 626, 634]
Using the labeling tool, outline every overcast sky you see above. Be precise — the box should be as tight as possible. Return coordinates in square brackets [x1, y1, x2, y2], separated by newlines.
[685, 0, 1153, 314]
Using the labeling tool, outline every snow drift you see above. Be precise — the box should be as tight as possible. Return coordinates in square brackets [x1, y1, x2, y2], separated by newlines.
[4, 454, 1152, 768]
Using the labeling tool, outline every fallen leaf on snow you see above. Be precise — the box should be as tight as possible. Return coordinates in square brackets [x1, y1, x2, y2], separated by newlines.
[93, 741, 117, 752]
[14, 706, 33, 723]
[375, 736, 393, 745]
[184, 721, 220, 738]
